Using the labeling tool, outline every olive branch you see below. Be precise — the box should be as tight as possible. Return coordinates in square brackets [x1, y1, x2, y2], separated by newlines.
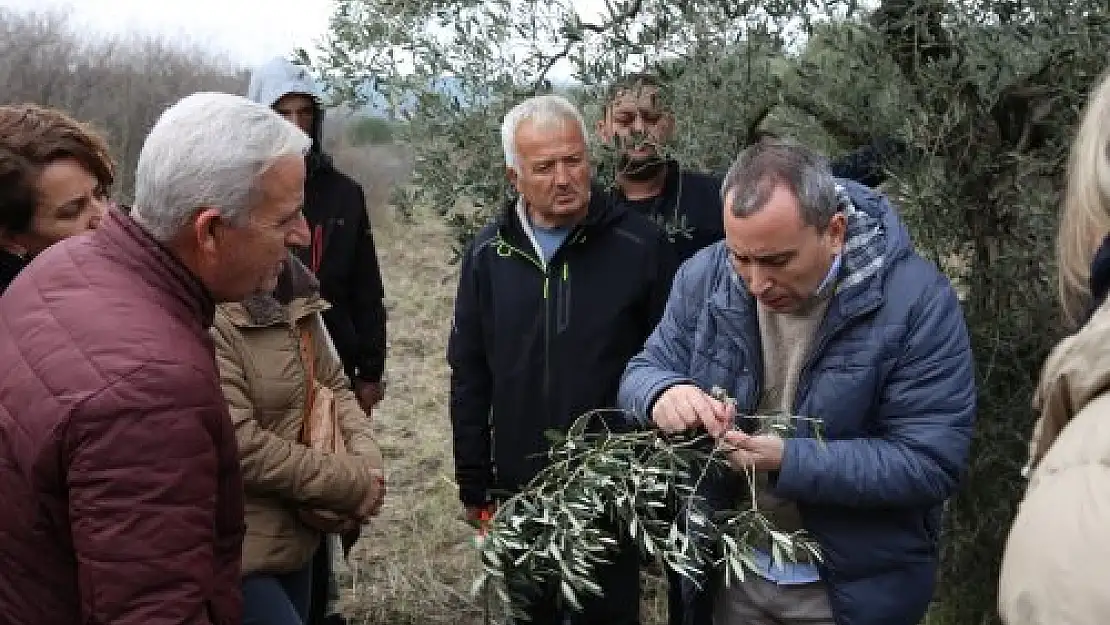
[469, 387, 825, 619]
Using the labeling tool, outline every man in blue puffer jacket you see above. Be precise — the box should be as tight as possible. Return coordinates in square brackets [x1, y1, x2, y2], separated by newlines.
[618, 137, 976, 625]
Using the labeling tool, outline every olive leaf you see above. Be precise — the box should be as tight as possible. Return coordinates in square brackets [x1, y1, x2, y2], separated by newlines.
[471, 399, 825, 616]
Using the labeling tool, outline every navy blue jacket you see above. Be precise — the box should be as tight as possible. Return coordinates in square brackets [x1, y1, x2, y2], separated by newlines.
[619, 180, 976, 625]
[448, 189, 677, 506]
[609, 160, 725, 264]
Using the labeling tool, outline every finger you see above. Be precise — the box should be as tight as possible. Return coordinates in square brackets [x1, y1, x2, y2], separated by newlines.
[721, 430, 749, 449]
[652, 409, 683, 433]
[689, 394, 725, 436]
[676, 391, 702, 428]
[711, 398, 735, 423]
[722, 401, 736, 424]
[664, 414, 686, 434]
[727, 449, 756, 471]
[652, 392, 679, 431]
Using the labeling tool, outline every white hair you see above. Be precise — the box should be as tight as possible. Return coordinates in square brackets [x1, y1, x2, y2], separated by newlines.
[500, 94, 588, 171]
[132, 92, 312, 241]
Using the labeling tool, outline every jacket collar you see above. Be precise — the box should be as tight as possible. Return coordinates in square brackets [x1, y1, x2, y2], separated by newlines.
[100, 208, 216, 327]
[496, 185, 623, 252]
[709, 181, 896, 331]
[218, 253, 329, 328]
[610, 159, 682, 206]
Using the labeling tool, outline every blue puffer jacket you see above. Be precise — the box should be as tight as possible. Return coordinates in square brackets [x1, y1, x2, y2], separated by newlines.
[618, 180, 976, 625]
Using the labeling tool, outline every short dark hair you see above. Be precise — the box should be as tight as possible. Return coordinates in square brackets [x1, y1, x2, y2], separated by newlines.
[605, 72, 665, 106]
[720, 137, 839, 230]
[0, 104, 114, 234]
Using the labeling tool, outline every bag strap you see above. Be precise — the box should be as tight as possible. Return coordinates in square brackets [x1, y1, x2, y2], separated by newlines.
[299, 322, 318, 441]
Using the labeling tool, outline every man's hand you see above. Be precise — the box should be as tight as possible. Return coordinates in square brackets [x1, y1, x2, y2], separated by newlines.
[465, 503, 497, 535]
[354, 379, 384, 414]
[720, 430, 785, 472]
[651, 384, 734, 436]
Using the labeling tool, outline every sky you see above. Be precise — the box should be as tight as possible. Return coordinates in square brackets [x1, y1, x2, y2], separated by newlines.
[0, 0, 606, 73]
[0, 0, 336, 67]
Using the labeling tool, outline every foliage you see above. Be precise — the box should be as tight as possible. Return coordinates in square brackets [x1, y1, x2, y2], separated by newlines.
[473, 392, 824, 618]
[312, 1, 1110, 623]
[0, 8, 248, 201]
[348, 114, 396, 145]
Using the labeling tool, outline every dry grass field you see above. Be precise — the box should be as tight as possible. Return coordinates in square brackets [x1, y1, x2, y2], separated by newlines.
[332, 207, 486, 625]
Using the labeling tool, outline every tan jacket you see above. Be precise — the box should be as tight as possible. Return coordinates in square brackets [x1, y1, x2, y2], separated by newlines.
[998, 300, 1110, 624]
[211, 259, 383, 576]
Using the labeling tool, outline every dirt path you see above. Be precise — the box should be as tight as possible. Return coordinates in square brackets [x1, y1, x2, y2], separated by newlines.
[335, 210, 487, 625]
[335, 209, 669, 624]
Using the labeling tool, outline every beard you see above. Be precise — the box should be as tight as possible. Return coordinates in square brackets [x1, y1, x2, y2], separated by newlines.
[617, 152, 668, 181]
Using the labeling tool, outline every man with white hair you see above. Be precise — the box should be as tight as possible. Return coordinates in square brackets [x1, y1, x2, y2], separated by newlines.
[447, 94, 677, 624]
[0, 92, 312, 625]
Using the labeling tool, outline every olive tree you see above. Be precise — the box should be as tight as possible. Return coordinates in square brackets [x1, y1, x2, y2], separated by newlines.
[310, 1, 1110, 622]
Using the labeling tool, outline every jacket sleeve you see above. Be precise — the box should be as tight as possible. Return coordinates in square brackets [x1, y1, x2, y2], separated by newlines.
[65, 363, 235, 625]
[348, 186, 388, 383]
[313, 313, 384, 472]
[446, 241, 495, 506]
[618, 255, 701, 425]
[773, 276, 977, 508]
[210, 319, 370, 513]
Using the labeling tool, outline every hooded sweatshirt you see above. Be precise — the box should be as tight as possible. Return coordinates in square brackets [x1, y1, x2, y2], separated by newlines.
[247, 57, 388, 385]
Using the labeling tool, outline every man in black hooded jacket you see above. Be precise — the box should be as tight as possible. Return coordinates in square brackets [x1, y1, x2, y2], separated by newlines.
[248, 57, 388, 414]
[248, 56, 389, 625]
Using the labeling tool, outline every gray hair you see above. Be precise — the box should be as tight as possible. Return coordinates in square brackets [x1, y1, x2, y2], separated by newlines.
[501, 94, 588, 172]
[132, 92, 312, 241]
[720, 137, 839, 229]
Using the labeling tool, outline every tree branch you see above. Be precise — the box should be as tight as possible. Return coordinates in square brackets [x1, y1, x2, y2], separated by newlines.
[532, 40, 575, 92]
[781, 91, 873, 147]
[577, 0, 643, 33]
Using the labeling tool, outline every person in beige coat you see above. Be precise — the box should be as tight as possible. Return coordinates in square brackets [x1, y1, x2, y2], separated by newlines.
[211, 252, 386, 625]
[998, 69, 1110, 625]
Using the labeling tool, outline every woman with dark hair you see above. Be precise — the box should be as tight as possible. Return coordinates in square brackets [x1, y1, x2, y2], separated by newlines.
[0, 103, 115, 293]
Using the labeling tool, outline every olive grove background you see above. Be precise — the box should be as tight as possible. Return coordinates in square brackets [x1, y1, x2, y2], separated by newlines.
[305, 1, 1110, 623]
[4, 1, 1109, 623]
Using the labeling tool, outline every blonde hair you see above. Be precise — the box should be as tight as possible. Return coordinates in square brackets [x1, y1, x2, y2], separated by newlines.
[1058, 69, 1110, 325]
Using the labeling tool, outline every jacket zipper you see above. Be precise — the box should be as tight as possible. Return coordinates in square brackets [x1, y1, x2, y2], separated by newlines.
[494, 237, 554, 402]
[495, 233, 577, 411]
[792, 299, 881, 436]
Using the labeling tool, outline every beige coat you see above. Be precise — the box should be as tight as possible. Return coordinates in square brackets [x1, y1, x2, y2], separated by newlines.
[998, 300, 1110, 624]
[211, 259, 383, 576]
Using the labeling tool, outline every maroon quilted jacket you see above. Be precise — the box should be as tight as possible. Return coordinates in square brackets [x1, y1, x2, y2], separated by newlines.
[0, 209, 246, 625]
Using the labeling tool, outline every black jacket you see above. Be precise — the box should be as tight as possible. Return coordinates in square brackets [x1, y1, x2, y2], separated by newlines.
[0, 249, 26, 296]
[448, 190, 677, 505]
[246, 56, 388, 385]
[295, 163, 388, 384]
[610, 161, 725, 264]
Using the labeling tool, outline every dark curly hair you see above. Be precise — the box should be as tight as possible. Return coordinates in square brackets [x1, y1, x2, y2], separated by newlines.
[0, 104, 115, 235]
[605, 72, 664, 106]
